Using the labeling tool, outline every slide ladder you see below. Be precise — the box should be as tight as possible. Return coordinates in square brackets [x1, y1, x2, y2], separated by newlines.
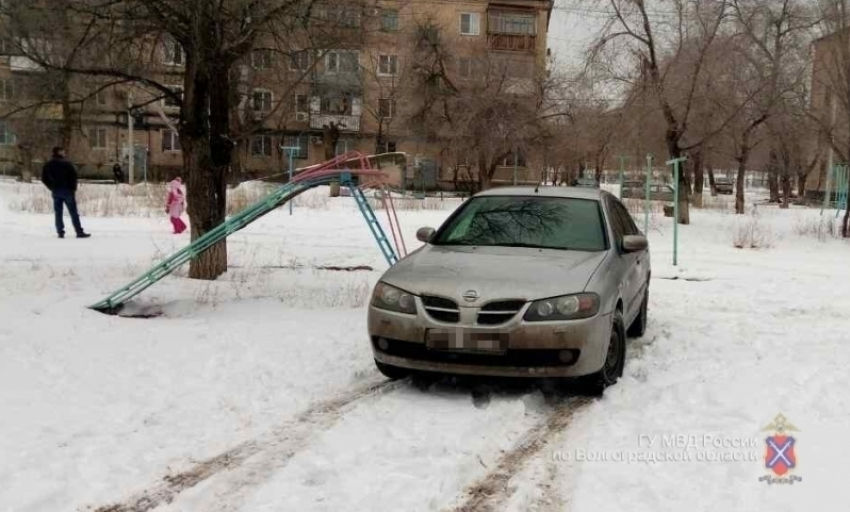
[345, 176, 398, 266]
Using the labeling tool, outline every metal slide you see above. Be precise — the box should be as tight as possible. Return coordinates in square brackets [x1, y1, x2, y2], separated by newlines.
[89, 152, 404, 314]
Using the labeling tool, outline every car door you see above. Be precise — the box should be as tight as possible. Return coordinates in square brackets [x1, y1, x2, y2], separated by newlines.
[609, 198, 646, 323]
[605, 197, 638, 319]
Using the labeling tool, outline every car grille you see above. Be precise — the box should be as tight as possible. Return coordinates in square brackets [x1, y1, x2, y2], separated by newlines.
[477, 300, 525, 325]
[373, 337, 579, 367]
[421, 295, 460, 323]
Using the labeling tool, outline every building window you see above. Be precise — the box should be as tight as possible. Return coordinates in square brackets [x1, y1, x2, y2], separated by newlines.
[335, 138, 353, 156]
[0, 121, 15, 146]
[163, 39, 185, 66]
[459, 13, 481, 36]
[321, 93, 354, 115]
[376, 140, 397, 154]
[252, 89, 273, 112]
[458, 58, 472, 79]
[489, 11, 537, 35]
[378, 98, 395, 118]
[381, 9, 399, 32]
[251, 135, 274, 157]
[282, 134, 308, 159]
[326, 50, 359, 74]
[96, 89, 108, 106]
[251, 49, 272, 69]
[294, 94, 309, 113]
[162, 129, 181, 152]
[164, 86, 183, 108]
[378, 54, 398, 76]
[289, 51, 310, 71]
[89, 127, 108, 149]
[0, 79, 13, 101]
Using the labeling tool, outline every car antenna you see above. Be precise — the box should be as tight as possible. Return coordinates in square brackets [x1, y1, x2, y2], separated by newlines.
[534, 182, 540, 193]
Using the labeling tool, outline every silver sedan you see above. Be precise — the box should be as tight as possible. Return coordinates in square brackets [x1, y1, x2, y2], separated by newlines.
[367, 186, 650, 393]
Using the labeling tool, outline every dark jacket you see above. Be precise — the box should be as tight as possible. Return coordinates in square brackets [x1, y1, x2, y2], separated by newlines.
[42, 157, 78, 192]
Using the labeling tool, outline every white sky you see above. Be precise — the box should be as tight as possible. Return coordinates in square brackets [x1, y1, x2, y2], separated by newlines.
[548, 0, 604, 74]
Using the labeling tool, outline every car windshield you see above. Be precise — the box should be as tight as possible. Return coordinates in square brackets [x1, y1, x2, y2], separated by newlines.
[431, 195, 607, 251]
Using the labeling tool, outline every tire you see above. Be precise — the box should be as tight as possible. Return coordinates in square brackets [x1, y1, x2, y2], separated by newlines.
[375, 360, 410, 380]
[627, 288, 649, 338]
[579, 311, 626, 396]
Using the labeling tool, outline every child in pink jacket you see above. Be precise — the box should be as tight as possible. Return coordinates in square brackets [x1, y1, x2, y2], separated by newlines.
[165, 177, 187, 234]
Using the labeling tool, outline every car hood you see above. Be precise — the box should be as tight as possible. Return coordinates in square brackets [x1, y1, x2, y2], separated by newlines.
[381, 245, 608, 303]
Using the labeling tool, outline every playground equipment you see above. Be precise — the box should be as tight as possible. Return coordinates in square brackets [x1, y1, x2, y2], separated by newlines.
[89, 151, 408, 314]
[822, 164, 850, 218]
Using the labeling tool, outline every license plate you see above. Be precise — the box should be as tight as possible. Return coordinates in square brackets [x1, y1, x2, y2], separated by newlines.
[426, 329, 508, 353]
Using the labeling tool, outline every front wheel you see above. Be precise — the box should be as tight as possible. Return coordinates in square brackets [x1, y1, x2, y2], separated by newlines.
[375, 360, 410, 380]
[579, 311, 626, 396]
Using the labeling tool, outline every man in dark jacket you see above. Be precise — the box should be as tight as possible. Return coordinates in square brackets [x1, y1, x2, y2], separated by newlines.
[41, 147, 90, 239]
[112, 162, 124, 184]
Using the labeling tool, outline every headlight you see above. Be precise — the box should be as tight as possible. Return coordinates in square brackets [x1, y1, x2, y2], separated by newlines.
[523, 293, 599, 322]
[371, 282, 417, 315]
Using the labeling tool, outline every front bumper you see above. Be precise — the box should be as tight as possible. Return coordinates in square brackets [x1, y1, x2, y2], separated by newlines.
[368, 302, 612, 378]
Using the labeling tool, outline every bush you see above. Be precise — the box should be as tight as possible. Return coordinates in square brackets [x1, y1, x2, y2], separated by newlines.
[733, 214, 774, 249]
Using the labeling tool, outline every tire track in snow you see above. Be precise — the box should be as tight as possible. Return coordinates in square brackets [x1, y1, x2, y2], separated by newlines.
[90, 378, 403, 512]
[445, 396, 594, 512]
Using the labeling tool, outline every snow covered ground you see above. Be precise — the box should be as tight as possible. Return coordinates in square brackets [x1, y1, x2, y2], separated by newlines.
[1, 178, 848, 512]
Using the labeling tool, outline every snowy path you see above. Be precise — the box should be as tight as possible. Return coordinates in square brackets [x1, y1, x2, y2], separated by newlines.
[2, 182, 850, 512]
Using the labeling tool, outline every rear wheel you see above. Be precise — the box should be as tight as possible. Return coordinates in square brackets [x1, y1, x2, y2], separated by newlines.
[627, 288, 649, 338]
[375, 360, 410, 380]
[579, 311, 625, 396]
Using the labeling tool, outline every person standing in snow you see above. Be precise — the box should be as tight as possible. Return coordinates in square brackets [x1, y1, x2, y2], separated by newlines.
[41, 147, 91, 239]
[165, 176, 187, 234]
[112, 162, 124, 184]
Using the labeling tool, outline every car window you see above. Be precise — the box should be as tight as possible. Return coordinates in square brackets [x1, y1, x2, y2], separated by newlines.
[432, 196, 607, 251]
[606, 198, 627, 241]
[609, 199, 639, 238]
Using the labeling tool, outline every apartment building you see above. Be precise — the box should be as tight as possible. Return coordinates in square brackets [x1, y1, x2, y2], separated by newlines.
[1, 0, 553, 189]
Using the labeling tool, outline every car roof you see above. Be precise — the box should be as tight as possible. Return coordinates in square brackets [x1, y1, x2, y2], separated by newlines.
[474, 186, 609, 201]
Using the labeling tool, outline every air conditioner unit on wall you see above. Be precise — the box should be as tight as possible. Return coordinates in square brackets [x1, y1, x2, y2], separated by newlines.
[295, 112, 308, 122]
[310, 136, 323, 145]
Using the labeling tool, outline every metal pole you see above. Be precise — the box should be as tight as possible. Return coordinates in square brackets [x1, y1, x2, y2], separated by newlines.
[127, 93, 134, 185]
[645, 154, 652, 234]
[666, 157, 688, 267]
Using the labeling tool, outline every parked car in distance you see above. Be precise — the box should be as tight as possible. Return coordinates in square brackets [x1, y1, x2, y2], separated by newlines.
[367, 186, 651, 394]
[621, 181, 675, 202]
[574, 177, 598, 188]
[714, 177, 734, 194]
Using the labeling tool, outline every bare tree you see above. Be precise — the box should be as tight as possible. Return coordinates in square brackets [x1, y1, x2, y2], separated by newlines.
[407, 21, 549, 191]
[2, 0, 332, 279]
[586, 0, 732, 224]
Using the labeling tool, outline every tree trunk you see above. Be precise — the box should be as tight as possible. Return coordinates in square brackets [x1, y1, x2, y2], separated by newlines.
[182, 40, 229, 280]
[692, 150, 704, 208]
[708, 166, 717, 196]
[734, 151, 749, 215]
[768, 172, 779, 202]
[843, 203, 850, 238]
[780, 174, 791, 209]
[796, 172, 807, 202]
[323, 122, 341, 160]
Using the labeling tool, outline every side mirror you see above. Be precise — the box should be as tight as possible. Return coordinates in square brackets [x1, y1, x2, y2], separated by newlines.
[622, 235, 648, 253]
[416, 227, 436, 243]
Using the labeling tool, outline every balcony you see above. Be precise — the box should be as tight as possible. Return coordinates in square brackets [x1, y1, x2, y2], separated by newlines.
[488, 33, 537, 52]
[310, 114, 361, 132]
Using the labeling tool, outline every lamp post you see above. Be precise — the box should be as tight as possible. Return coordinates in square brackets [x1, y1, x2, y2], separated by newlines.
[127, 93, 134, 185]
